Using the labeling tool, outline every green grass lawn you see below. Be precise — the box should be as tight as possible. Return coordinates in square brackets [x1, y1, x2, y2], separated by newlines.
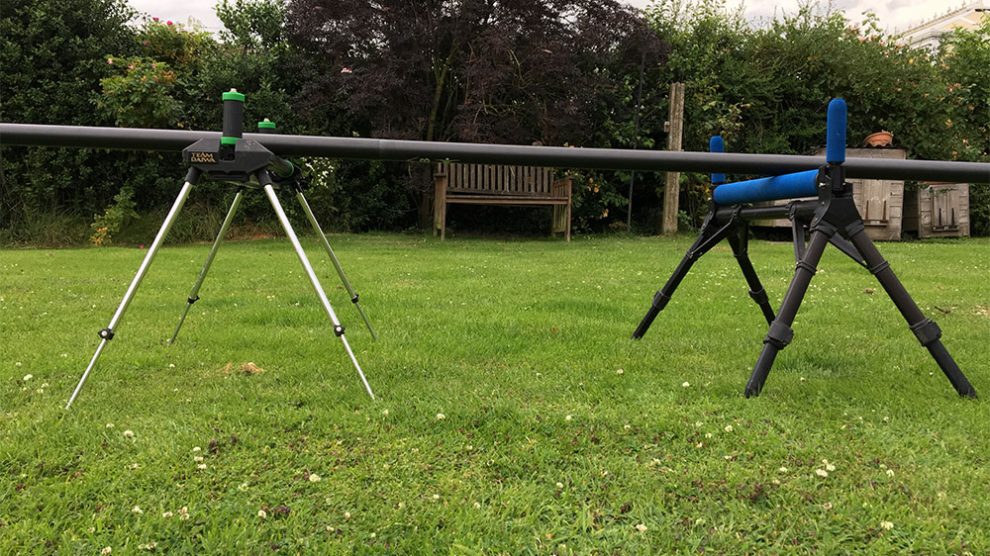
[2, 233, 988, 554]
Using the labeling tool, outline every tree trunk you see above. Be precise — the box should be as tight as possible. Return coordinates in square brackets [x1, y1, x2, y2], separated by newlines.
[417, 43, 458, 229]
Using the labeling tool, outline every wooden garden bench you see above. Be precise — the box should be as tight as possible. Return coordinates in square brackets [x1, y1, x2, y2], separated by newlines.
[433, 162, 572, 241]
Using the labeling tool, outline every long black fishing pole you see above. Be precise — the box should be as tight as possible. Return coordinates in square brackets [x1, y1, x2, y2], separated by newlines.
[2, 122, 988, 183]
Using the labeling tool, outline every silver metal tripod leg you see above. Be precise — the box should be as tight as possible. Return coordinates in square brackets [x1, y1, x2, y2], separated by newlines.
[67, 170, 199, 409]
[262, 178, 375, 400]
[294, 191, 378, 340]
[168, 190, 244, 344]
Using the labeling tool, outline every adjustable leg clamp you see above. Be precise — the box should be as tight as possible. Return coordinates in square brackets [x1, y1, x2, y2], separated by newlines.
[764, 320, 793, 349]
[911, 319, 942, 347]
[652, 290, 671, 310]
[748, 288, 769, 306]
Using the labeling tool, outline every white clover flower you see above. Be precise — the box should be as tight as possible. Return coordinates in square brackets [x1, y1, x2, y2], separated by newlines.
[779, 467, 788, 473]
[682, 381, 690, 388]
[193, 456, 204, 463]
[623, 424, 631, 430]
[192, 446, 201, 452]
[822, 502, 833, 511]
[880, 521, 894, 530]
[555, 482, 564, 489]
[15, 362, 23, 367]
[258, 509, 268, 519]
[178, 507, 189, 520]
[101, 547, 112, 555]
[162, 511, 173, 518]
[635, 523, 648, 533]
[22, 374, 33, 381]
[886, 469, 895, 477]
[696, 442, 704, 448]
[694, 421, 703, 428]
[138, 542, 157, 551]
[705, 432, 713, 439]
[565, 414, 573, 422]
[122, 430, 135, 439]
[128, 463, 140, 470]
[238, 482, 249, 491]
[106, 423, 115, 429]
[473, 502, 481, 509]
[432, 494, 440, 500]
[131, 505, 143, 514]
[815, 469, 829, 478]
[435, 413, 446, 420]
[382, 409, 389, 416]
[616, 368, 624, 375]
[309, 473, 322, 482]
[724, 425, 733, 433]
[197, 464, 207, 470]
[344, 511, 352, 519]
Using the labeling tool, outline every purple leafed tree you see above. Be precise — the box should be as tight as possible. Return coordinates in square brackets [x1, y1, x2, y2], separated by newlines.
[287, 0, 666, 225]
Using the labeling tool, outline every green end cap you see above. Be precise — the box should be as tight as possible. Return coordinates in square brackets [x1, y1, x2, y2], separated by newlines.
[220, 136, 240, 146]
[222, 91, 246, 103]
[257, 119, 277, 129]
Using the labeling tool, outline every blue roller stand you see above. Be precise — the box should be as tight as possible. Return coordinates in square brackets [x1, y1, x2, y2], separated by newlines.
[709, 135, 725, 186]
[712, 169, 819, 205]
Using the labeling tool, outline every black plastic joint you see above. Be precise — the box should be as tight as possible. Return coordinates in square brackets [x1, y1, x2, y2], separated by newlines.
[652, 290, 671, 309]
[867, 260, 890, 276]
[350, 294, 359, 304]
[333, 325, 345, 337]
[910, 319, 942, 346]
[795, 260, 818, 274]
[845, 221, 866, 238]
[764, 321, 793, 349]
[748, 288, 769, 305]
[810, 220, 837, 237]
[98, 328, 115, 340]
[188, 295, 201, 304]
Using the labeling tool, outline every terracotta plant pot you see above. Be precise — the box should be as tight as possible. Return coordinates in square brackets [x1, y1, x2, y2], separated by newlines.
[864, 130, 893, 147]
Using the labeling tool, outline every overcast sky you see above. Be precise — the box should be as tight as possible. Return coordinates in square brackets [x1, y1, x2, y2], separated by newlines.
[129, 0, 965, 34]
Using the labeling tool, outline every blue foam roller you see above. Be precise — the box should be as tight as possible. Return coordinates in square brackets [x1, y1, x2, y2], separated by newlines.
[709, 135, 725, 185]
[712, 169, 820, 205]
[826, 98, 847, 165]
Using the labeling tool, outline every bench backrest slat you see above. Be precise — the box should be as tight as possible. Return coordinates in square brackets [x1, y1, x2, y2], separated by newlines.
[438, 162, 556, 196]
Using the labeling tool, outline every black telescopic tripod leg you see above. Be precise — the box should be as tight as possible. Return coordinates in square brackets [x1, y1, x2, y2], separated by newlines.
[260, 173, 375, 400]
[168, 189, 244, 345]
[744, 228, 831, 398]
[66, 168, 200, 409]
[633, 211, 736, 339]
[294, 190, 378, 340]
[727, 225, 775, 326]
[846, 228, 977, 397]
[632, 234, 707, 339]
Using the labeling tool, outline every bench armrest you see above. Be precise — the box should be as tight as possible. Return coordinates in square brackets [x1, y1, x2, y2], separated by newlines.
[552, 176, 573, 199]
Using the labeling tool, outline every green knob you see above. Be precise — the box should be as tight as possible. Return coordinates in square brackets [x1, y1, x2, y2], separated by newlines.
[222, 90, 246, 102]
[257, 119, 276, 130]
